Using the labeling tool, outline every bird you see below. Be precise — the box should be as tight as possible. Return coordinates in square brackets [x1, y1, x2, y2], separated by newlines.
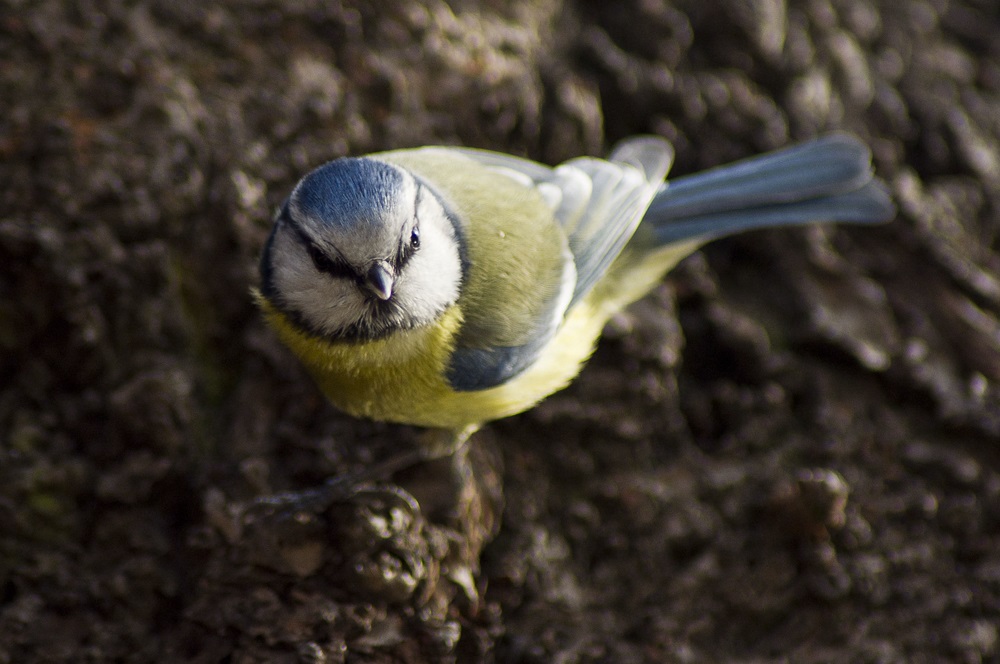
[256, 133, 894, 455]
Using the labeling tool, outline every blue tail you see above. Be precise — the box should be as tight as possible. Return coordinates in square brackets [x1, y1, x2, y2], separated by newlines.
[644, 133, 895, 245]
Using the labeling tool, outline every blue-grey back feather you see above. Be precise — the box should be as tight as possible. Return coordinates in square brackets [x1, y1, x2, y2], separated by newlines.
[563, 137, 674, 306]
[446, 332, 554, 392]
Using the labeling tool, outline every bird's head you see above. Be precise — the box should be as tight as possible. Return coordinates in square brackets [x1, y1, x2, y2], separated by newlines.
[260, 157, 464, 339]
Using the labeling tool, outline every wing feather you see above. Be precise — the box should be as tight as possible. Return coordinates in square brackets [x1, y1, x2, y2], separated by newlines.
[452, 137, 673, 306]
[430, 139, 673, 389]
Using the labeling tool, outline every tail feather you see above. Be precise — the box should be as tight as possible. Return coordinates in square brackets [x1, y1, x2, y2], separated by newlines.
[643, 133, 895, 245]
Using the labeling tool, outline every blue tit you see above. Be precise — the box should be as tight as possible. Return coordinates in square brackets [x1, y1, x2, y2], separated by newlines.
[256, 134, 894, 441]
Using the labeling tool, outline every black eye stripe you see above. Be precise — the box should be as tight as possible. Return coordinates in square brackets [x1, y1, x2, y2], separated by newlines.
[394, 185, 423, 266]
[307, 243, 356, 279]
[290, 223, 356, 280]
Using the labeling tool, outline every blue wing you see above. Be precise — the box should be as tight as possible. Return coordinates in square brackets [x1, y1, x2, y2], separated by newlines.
[444, 139, 674, 391]
[444, 134, 894, 392]
[450, 138, 674, 302]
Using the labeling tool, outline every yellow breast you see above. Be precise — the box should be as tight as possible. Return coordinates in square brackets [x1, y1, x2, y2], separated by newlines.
[256, 293, 607, 431]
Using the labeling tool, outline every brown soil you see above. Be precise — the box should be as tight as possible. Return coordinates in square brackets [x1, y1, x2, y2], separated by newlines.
[3, 1, 1000, 662]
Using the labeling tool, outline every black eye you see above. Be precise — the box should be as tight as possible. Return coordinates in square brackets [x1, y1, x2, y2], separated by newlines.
[308, 244, 353, 278]
[307, 244, 332, 271]
[410, 227, 420, 249]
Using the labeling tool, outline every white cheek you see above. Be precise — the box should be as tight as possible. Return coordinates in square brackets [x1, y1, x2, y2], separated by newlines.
[394, 221, 461, 319]
[287, 279, 368, 336]
[270, 230, 369, 335]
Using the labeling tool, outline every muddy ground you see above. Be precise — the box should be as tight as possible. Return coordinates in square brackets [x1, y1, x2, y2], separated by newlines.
[3, 0, 1000, 662]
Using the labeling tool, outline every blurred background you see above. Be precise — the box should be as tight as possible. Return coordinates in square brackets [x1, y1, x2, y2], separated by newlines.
[2, 1, 999, 661]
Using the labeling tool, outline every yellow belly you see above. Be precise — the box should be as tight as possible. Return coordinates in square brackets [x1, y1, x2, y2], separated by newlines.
[257, 294, 603, 430]
[254, 240, 697, 432]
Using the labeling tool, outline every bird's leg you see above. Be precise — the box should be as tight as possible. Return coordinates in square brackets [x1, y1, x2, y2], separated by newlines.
[394, 424, 502, 554]
[418, 424, 478, 461]
[380, 425, 483, 523]
[253, 425, 479, 514]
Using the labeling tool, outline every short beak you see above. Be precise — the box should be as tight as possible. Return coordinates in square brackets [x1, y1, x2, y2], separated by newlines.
[364, 261, 395, 301]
